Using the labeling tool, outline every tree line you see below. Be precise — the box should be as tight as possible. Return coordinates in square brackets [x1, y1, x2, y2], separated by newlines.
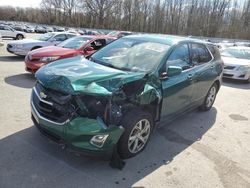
[0, 0, 249, 39]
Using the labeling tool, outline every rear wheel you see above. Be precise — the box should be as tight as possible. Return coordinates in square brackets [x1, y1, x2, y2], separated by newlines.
[200, 83, 218, 111]
[118, 109, 153, 159]
[16, 34, 24, 40]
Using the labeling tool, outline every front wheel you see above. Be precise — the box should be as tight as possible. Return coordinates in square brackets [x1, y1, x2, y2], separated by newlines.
[118, 109, 153, 159]
[200, 83, 218, 111]
[16, 34, 24, 40]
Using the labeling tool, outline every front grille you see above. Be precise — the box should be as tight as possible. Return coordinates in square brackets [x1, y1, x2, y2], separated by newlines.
[224, 66, 235, 70]
[223, 73, 233, 77]
[32, 83, 74, 124]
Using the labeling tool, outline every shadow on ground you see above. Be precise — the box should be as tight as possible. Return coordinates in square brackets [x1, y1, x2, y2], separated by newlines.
[4, 73, 36, 89]
[0, 108, 217, 187]
[222, 78, 250, 90]
[0, 55, 24, 62]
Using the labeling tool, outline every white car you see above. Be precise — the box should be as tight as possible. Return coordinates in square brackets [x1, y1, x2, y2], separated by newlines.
[221, 46, 250, 82]
[0, 33, 4, 47]
[0, 25, 26, 40]
[7, 32, 77, 56]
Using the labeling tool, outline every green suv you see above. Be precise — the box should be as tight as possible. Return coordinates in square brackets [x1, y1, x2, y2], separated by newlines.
[31, 35, 223, 159]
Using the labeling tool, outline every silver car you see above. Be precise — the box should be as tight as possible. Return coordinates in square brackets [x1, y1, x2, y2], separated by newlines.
[221, 46, 250, 82]
[0, 33, 4, 47]
[7, 32, 77, 56]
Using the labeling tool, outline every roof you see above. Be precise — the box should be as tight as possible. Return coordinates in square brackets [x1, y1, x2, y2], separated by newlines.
[124, 34, 206, 46]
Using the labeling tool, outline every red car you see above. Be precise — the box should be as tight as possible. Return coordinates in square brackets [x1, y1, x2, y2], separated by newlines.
[25, 35, 116, 73]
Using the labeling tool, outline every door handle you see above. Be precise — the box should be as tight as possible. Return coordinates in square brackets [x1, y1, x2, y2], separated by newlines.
[187, 74, 193, 80]
[210, 65, 215, 69]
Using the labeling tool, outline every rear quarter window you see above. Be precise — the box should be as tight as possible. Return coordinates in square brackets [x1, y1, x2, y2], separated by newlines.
[191, 43, 212, 65]
[207, 44, 221, 59]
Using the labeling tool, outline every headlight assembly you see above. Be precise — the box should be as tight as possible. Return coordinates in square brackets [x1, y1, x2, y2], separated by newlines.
[40, 56, 60, 62]
[237, 65, 250, 71]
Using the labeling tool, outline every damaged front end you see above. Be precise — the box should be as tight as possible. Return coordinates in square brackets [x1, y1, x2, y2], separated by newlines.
[31, 57, 162, 156]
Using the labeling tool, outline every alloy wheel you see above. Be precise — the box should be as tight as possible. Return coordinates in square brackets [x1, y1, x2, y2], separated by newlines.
[206, 86, 217, 108]
[128, 119, 151, 154]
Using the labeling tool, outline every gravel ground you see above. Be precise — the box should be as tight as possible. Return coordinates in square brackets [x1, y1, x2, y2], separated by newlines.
[0, 34, 250, 188]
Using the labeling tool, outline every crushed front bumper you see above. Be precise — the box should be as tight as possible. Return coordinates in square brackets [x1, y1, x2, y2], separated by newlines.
[31, 97, 124, 157]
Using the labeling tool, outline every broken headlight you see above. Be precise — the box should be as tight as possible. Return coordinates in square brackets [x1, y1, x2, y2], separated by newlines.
[104, 102, 122, 125]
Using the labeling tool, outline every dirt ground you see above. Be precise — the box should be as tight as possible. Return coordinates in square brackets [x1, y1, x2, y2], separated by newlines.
[0, 34, 250, 188]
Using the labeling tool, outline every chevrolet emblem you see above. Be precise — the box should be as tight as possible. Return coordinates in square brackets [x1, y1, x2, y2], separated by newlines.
[39, 91, 47, 99]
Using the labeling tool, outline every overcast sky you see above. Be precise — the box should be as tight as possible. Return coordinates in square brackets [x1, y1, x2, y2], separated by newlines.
[0, 0, 41, 8]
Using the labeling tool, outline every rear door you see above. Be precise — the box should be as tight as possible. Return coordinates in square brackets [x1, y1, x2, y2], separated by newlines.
[161, 43, 196, 117]
[190, 43, 217, 102]
[4, 26, 15, 38]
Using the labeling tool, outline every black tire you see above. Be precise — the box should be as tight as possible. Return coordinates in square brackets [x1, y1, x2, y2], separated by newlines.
[200, 83, 218, 111]
[16, 34, 24, 40]
[31, 46, 41, 51]
[118, 109, 153, 159]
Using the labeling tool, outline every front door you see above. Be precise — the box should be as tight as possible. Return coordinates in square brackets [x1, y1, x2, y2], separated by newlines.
[161, 43, 195, 118]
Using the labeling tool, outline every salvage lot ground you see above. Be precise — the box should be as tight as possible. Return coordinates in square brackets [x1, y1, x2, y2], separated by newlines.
[0, 34, 250, 188]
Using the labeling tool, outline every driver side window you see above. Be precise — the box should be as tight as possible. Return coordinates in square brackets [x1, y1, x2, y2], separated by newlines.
[54, 34, 66, 42]
[167, 44, 191, 70]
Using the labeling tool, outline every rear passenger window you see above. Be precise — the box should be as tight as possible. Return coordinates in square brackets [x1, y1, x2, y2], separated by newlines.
[191, 43, 212, 65]
[167, 44, 191, 70]
[207, 44, 221, 59]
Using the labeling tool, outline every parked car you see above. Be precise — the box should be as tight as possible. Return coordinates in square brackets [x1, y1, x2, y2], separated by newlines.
[7, 32, 77, 56]
[24, 25, 35, 33]
[13, 25, 26, 32]
[0, 33, 4, 47]
[108, 30, 133, 38]
[25, 35, 116, 73]
[0, 25, 26, 40]
[43, 26, 54, 32]
[35, 26, 47, 33]
[30, 35, 223, 159]
[221, 46, 250, 82]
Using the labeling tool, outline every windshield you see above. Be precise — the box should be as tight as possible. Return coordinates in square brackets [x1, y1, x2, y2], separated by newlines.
[58, 36, 92, 49]
[91, 38, 170, 72]
[38, 33, 55, 41]
[108, 31, 119, 37]
[221, 48, 250, 59]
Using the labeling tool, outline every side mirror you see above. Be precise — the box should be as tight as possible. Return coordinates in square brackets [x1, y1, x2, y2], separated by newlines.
[167, 66, 182, 77]
[160, 65, 182, 79]
[84, 46, 94, 52]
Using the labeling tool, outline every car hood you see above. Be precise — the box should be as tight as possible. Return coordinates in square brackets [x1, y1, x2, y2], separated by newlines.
[9, 39, 46, 45]
[36, 56, 146, 95]
[222, 56, 250, 66]
[29, 46, 77, 57]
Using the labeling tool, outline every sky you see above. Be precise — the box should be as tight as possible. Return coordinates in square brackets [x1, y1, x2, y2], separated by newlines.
[0, 0, 41, 8]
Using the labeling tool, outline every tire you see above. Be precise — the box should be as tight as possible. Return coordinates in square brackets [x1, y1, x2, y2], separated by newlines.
[200, 83, 218, 111]
[31, 46, 41, 51]
[118, 109, 153, 159]
[16, 34, 24, 40]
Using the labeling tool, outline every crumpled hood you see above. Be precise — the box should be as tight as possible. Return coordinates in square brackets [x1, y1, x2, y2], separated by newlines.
[222, 56, 250, 66]
[36, 56, 146, 95]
